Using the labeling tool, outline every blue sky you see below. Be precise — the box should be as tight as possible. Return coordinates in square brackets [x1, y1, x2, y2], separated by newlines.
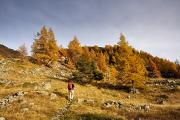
[0, 0, 180, 61]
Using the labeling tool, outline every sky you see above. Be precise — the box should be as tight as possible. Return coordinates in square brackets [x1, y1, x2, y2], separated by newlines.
[0, 0, 180, 61]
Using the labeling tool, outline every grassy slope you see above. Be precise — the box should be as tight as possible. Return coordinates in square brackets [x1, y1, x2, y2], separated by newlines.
[0, 59, 180, 120]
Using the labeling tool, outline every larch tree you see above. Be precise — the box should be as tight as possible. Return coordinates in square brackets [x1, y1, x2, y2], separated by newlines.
[48, 28, 59, 61]
[68, 36, 82, 64]
[89, 49, 97, 61]
[31, 26, 59, 65]
[148, 59, 161, 78]
[97, 52, 108, 72]
[117, 34, 147, 88]
[82, 47, 91, 61]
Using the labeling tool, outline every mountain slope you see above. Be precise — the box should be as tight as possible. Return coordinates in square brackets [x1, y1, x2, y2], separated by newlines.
[0, 59, 179, 120]
[0, 44, 21, 58]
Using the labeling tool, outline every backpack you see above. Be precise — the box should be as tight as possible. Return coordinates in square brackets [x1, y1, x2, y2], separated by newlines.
[68, 83, 74, 90]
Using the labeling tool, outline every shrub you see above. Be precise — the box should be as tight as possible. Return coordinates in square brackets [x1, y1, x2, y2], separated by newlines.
[93, 70, 104, 80]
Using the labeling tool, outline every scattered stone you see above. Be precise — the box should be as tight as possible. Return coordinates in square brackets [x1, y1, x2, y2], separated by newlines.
[0, 79, 14, 86]
[130, 88, 140, 94]
[42, 82, 51, 90]
[84, 99, 95, 104]
[0, 91, 26, 108]
[104, 102, 112, 108]
[127, 95, 131, 99]
[21, 108, 29, 112]
[50, 93, 58, 100]
[147, 79, 178, 89]
[77, 98, 84, 103]
[104, 100, 123, 108]
[143, 105, 150, 111]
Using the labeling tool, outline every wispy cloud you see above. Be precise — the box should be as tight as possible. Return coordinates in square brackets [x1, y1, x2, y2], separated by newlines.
[0, 0, 179, 61]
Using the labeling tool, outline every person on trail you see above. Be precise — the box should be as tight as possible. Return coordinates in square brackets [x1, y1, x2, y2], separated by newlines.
[68, 79, 75, 101]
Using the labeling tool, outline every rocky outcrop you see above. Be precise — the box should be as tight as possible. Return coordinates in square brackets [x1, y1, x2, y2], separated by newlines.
[103, 100, 150, 112]
[77, 98, 95, 105]
[0, 58, 73, 81]
[33, 81, 52, 91]
[129, 88, 140, 94]
[0, 79, 15, 86]
[0, 91, 26, 108]
[147, 79, 179, 89]
[104, 100, 123, 108]
[50, 93, 58, 100]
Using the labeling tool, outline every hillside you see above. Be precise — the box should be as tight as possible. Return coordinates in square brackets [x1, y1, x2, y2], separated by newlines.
[0, 58, 180, 120]
[0, 44, 21, 58]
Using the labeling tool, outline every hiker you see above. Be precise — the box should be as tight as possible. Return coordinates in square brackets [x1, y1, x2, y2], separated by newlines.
[67, 79, 75, 101]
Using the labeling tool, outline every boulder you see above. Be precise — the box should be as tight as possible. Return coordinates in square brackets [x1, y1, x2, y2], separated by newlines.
[0, 91, 26, 108]
[77, 98, 84, 103]
[104, 102, 112, 108]
[130, 88, 140, 94]
[50, 93, 58, 100]
[104, 100, 123, 108]
[42, 82, 51, 90]
[127, 95, 131, 99]
[144, 105, 150, 111]
[21, 108, 29, 112]
[84, 99, 95, 104]
[0, 117, 6, 120]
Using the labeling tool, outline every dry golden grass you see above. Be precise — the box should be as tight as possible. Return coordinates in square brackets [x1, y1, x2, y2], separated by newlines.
[0, 59, 180, 120]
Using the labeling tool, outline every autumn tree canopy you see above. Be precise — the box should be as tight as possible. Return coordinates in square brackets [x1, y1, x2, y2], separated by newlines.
[148, 59, 161, 78]
[116, 34, 147, 88]
[68, 36, 82, 64]
[30, 26, 180, 84]
[31, 26, 59, 65]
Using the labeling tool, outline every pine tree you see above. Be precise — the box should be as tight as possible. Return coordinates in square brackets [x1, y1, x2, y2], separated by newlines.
[117, 34, 147, 88]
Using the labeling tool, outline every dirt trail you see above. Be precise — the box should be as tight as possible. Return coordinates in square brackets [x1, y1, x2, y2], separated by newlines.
[51, 100, 73, 120]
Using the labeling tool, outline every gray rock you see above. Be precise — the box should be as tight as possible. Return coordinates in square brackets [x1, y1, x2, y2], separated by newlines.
[130, 88, 140, 94]
[77, 98, 84, 103]
[104, 100, 123, 108]
[84, 99, 95, 104]
[21, 108, 29, 112]
[127, 95, 131, 99]
[50, 93, 58, 100]
[0, 91, 26, 108]
[104, 103, 112, 108]
[144, 105, 150, 111]
[42, 82, 51, 90]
